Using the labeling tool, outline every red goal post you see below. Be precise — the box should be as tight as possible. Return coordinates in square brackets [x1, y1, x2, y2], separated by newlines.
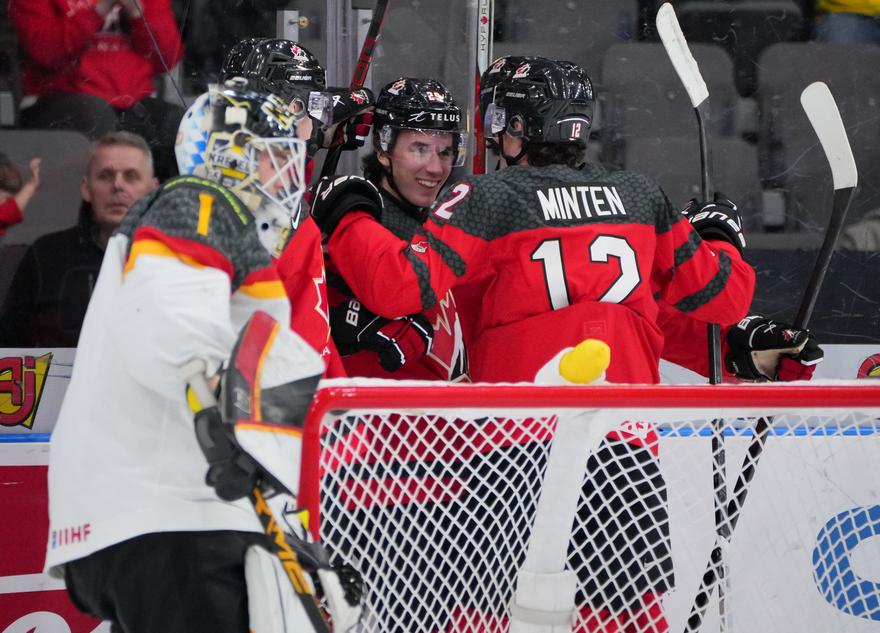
[299, 380, 880, 633]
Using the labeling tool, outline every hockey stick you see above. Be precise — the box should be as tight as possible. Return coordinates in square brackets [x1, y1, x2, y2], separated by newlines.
[656, 5, 732, 631]
[179, 361, 331, 633]
[655, 3, 724, 386]
[472, 0, 494, 175]
[682, 82, 858, 633]
[320, 0, 390, 180]
[726, 80, 857, 544]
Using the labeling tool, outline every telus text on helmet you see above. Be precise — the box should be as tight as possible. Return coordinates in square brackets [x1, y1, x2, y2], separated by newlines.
[408, 111, 461, 123]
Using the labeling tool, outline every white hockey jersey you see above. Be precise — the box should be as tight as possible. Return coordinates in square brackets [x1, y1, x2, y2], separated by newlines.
[45, 177, 294, 571]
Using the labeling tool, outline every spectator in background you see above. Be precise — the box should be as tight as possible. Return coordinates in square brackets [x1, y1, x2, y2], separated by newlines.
[0, 132, 158, 348]
[813, 0, 880, 43]
[0, 154, 40, 238]
[8, 0, 185, 181]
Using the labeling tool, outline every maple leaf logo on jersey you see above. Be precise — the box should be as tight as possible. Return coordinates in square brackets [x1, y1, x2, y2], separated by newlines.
[489, 58, 506, 74]
[782, 329, 796, 342]
[513, 64, 531, 79]
[411, 240, 428, 253]
[350, 90, 368, 105]
[387, 80, 407, 95]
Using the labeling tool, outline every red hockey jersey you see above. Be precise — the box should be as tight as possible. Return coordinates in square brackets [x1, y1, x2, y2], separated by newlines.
[328, 191, 470, 382]
[275, 215, 345, 378]
[328, 163, 755, 384]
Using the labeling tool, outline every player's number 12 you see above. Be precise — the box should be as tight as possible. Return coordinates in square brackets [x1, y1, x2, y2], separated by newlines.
[531, 236, 641, 311]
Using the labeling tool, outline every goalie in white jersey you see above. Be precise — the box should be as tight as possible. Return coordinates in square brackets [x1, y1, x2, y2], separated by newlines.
[44, 80, 341, 633]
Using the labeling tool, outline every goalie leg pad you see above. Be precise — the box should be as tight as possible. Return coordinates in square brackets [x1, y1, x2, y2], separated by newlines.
[245, 544, 320, 633]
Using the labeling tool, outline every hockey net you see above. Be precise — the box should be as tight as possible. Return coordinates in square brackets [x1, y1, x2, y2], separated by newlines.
[300, 380, 880, 633]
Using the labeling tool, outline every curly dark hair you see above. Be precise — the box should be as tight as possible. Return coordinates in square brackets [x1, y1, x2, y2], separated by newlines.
[524, 140, 587, 167]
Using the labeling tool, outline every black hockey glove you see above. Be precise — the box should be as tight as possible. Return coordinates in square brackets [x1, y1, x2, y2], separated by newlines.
[683, 191, 746, 253]
[725, 315, 824, 382]
[310, 175, 383, 237]
[316, 87, 375, 151]
[331, 298, 433, 373]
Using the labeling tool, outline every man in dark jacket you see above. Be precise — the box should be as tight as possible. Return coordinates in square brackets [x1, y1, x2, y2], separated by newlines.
[0, 131, 158, 347]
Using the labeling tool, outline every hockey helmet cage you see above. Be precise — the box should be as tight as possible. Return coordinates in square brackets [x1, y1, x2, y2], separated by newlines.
[219, 38, 328, 122]
[480, 56, 594, 144]
[373, 78, 467, 167]
[204, 80, 308, 258]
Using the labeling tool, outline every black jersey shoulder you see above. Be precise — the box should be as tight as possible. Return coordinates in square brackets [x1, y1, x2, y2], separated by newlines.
[436, 164, 678, 240]
[116, 176, 273, 290]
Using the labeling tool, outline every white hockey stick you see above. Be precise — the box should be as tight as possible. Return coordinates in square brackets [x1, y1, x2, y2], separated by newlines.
[795, 81, 858, 326]
[657, 4, 732, 632]
[656, 3, 724, 384]
[683, 82, 858, 633]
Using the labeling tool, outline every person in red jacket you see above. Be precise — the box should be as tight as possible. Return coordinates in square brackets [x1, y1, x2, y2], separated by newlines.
[9, 0, 185, 180]
[0, 154, 40, 238]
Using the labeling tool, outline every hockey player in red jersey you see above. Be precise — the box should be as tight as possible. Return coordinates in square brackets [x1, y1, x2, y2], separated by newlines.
[324, 78, 471, 381]
[46, 81, 341, 633]
[312, 56, 756, 385]
[310, 55, 758, 633]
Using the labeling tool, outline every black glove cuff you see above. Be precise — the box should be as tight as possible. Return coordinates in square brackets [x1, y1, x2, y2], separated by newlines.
[683, 192, 746, 254]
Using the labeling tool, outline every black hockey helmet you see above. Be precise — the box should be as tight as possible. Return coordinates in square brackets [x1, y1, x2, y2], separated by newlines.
[479, 56, 594, 144]
[372, 78, 467, 167]
[219, 38, 327, 111]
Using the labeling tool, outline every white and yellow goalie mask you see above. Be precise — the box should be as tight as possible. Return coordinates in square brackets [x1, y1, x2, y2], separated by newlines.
[204, 81, 308, 258]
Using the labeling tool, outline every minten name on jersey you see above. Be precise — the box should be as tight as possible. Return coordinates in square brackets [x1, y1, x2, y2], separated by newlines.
[535, 183, 627, 222]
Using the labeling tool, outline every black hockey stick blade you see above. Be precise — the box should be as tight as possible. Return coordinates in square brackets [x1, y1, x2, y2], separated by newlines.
[320, 0, 390, 181]
[794, 82, 858, 329]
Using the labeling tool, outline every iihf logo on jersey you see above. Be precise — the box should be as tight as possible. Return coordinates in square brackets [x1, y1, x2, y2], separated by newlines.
[51, 523, 91, 549]
[411, 240, 428, 253]
[0, 353, 52, 429]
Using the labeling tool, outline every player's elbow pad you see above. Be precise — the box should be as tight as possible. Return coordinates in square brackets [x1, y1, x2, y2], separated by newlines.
[310, 175, 383, 236]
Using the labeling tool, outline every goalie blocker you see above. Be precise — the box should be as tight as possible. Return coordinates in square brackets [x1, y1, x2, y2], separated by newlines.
[180, 311, 363, 633]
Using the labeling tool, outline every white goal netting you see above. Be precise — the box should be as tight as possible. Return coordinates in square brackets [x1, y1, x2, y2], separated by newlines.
[300, 380, 880, 633]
